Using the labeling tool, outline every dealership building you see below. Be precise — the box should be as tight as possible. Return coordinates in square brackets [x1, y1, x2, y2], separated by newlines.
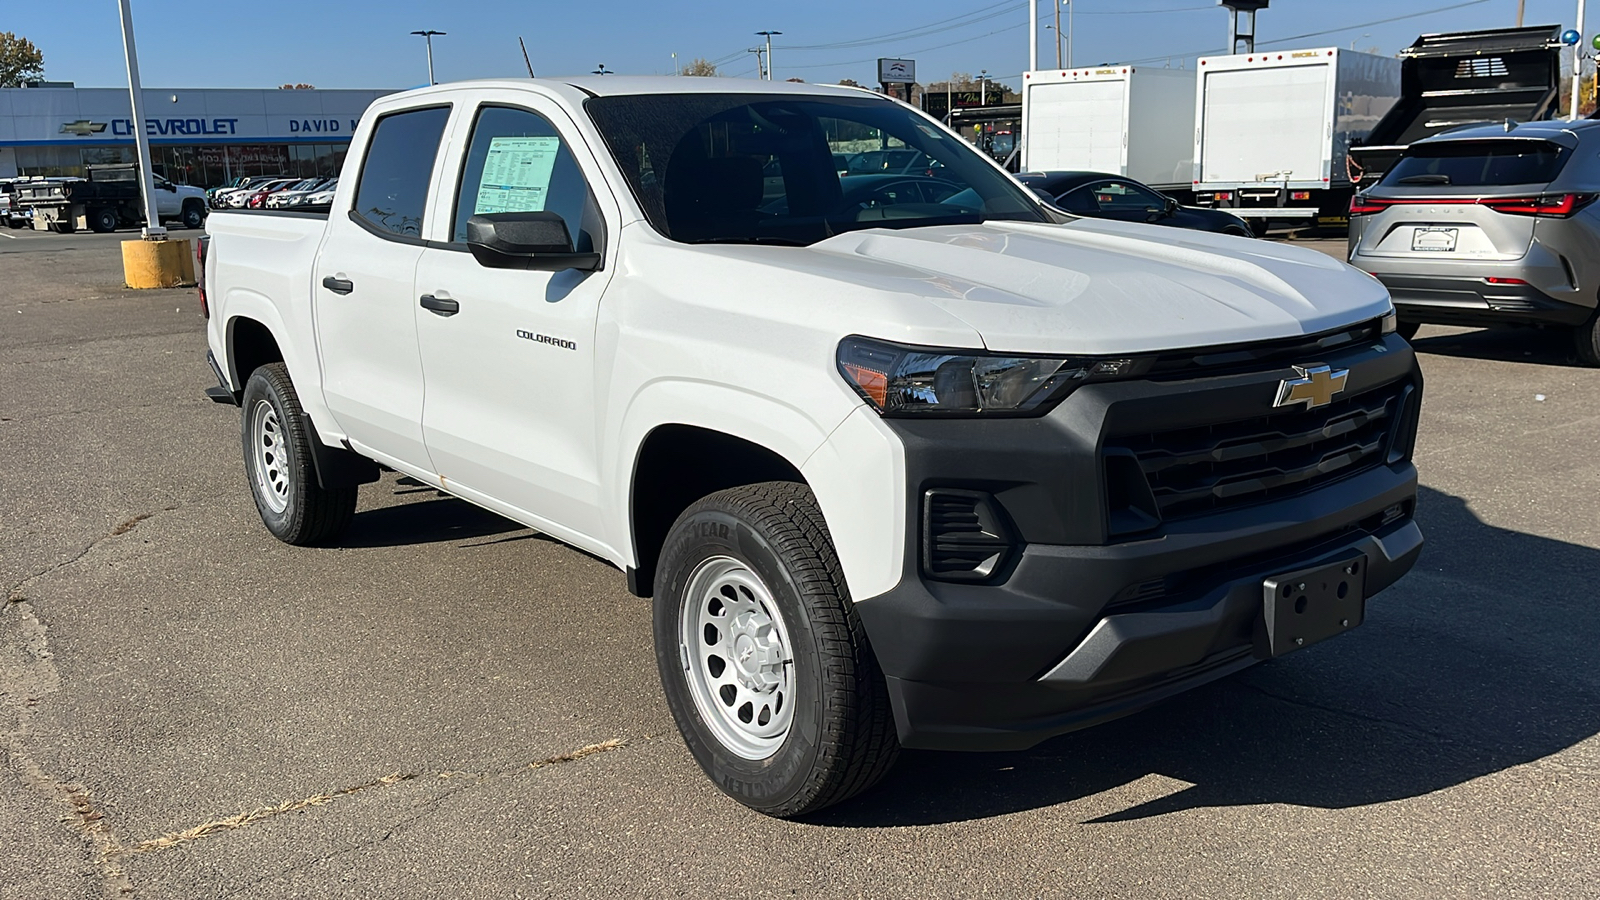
[0, 85, 394, 187]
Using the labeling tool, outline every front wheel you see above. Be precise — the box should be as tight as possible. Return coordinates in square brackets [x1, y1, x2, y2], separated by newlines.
[654, 482, 899, 817]
[240, 362, 357, 545]
[181, 202, 206, 229]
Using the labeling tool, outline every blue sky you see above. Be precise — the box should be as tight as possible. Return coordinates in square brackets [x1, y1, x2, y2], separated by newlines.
[5, 0, 1592, 91]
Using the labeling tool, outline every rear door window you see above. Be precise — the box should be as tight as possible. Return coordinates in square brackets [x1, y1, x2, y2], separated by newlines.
[1384, 140, 1570, 187]
[353, 106, 451, 237]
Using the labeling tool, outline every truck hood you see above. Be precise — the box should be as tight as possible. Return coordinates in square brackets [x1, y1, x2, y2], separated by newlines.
[804, 219, 1391, 355]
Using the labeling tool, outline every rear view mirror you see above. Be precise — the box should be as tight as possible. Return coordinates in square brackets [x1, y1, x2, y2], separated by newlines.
[466, 212, 601, 271]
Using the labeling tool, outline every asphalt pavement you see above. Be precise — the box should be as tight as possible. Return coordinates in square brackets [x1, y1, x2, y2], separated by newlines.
[2, 233, 1597, 899]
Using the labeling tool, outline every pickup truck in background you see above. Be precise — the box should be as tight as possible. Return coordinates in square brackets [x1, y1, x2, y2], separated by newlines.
[202, 77, 1424, 817]
[15, 163, 208, 233]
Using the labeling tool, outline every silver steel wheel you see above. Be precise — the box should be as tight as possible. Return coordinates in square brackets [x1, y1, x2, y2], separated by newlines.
[679, 556, 796, 760]
[248, 398, 291, 514]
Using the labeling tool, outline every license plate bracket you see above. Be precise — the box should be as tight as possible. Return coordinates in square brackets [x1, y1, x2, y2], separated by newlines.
[1411, 226, 1459, 252]
[1261, 555, 1367, 658]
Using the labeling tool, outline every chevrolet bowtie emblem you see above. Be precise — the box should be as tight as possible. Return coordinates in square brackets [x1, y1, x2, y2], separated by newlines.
[1274, 364, 1349, 410]
[60, 119, 108, 136]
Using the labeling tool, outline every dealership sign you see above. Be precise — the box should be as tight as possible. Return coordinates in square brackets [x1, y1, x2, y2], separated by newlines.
[877, 58, 916, 84]
[2, 87, 392, 146]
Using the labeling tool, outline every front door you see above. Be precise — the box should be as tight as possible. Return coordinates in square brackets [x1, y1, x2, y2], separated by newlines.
[313, 104, 452, 471]
[413, 99, 616, 545]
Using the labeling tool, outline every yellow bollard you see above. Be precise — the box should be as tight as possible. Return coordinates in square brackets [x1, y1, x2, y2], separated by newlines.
[121, 238, 195, 289]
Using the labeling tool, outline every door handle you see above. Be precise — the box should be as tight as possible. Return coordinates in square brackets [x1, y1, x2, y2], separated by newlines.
[419, 293, 460, 316]
[321, 275, 354, 294]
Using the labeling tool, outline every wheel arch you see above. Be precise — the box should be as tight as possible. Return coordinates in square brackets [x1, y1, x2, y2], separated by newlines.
[627, 424, 807, 598]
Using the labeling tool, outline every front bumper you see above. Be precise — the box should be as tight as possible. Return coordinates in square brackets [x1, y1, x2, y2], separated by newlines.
[854, 334, 1424, 751]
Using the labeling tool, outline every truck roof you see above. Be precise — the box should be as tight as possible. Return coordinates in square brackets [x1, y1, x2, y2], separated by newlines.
[396, 76, 873, 101]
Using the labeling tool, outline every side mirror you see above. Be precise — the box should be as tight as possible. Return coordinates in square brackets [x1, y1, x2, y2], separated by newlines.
[1029, 187, 1057, 205]
[161, 183, 176, 192]
[1165, 195, 1180, 215]
[465, 212, 601, 272]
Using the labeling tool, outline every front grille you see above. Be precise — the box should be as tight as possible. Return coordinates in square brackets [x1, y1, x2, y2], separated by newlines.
[1106, 380, 1408, 521]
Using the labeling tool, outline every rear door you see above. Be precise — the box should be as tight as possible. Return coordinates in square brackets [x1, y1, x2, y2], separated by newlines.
[313, 104, 452, 471]
[1027, 79, 1125, 173]
[1200, 64, 1327, 184]
[411, 95, 618, 546]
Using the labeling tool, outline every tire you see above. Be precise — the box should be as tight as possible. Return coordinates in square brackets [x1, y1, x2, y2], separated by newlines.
[1396, 320, 1422, 342]
[653, 482, 899, 817]
[1575, 308, 1600, 366]
[88, 206, 118, 233]
[181, 202, 205, 230]
[240, 362, 357, 545]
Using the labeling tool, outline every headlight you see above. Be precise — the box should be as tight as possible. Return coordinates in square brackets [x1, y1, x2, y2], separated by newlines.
[837, 335, 1147, 417]
[1380, 310, 1398, 335]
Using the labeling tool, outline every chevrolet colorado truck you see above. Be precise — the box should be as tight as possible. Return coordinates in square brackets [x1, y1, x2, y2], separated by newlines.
[202, 78, 1424, 817]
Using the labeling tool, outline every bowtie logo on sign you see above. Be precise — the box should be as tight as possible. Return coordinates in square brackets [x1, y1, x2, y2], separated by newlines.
[60, 120, 108, 136]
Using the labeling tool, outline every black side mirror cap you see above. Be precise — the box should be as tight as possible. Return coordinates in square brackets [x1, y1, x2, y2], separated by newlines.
[1165, 196, 1180, 214]
[465, 211, 601, 271]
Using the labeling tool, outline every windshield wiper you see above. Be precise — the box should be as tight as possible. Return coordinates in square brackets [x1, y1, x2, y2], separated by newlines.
[1397, 174, 1452, 185]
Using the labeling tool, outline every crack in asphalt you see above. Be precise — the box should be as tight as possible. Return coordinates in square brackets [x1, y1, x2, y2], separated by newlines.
[6, 509, 171, 603]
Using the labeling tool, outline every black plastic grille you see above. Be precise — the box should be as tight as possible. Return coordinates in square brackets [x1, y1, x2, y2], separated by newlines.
[1107, 380, 1408, 521]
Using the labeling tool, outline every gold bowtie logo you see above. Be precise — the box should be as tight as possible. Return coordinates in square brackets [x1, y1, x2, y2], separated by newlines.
[1274, 365, 1349, 410]
[60, 120, 107, 136]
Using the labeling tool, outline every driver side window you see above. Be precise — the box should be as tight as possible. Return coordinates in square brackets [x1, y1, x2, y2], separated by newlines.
[1092, 181, 1163, 212]
[451, 105, 597, 252]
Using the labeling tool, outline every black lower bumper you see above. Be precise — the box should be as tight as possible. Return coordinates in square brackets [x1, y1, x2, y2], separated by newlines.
[855, 333, 1424, 752]
[1381, 273, 1593, 328]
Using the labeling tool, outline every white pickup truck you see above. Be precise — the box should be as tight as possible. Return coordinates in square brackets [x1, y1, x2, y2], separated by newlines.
[202, 77, 1424, 817]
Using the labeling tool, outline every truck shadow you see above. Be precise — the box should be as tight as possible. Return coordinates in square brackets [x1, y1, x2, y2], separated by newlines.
[1410, 325, 1581, 367]
[337, 481, 528, 548]
[813, 485, 1600, 827]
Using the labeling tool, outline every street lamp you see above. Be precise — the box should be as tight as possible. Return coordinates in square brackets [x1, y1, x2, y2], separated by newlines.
[410, 30, 445, 85]
[593, 63, 613, 75]
[980, 69, 988, 105]
[756, 30, 781, 80]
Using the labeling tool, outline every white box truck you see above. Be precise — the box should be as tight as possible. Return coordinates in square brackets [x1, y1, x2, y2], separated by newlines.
[1022, 66, 1196, 189]
[1192, 48, 1400, 228]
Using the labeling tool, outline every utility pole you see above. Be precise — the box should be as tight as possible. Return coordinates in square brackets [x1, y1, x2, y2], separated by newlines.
[1516, 0, 1526, 27]
[116, 0, 162, 239]
[980, 69, 988, 106]
[757, 31, 781, 80]
[410, 30, 445, 85]
[1054, 0, 1062, 67]
[1028, 0, 1039, 72]
[1067, 0, 1073, 68]
[1574, 0, 1588, 120]
[747, 47, 766, 79]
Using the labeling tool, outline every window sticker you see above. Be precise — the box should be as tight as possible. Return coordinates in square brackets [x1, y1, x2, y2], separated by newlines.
[473, 135, 561, 214]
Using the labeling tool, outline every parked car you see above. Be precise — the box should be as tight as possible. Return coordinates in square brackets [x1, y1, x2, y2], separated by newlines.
[1348, 118, 1600, 363]
[203, 77, 1422, 818]
[230, 178, 299, 209]
[0, 180, 27, 227]
[1020, 171, 1254, 237]
[279, 178, 338, 208]
[297, 184, 338, 208]
[265, 178, 333, 209]
[209, 175, 283, 207]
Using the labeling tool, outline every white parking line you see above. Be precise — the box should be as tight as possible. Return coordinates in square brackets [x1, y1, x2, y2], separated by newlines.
[0, 232, 17, 239]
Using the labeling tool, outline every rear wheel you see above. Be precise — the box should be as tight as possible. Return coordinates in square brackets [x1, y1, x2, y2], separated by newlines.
[240, 363, 357, 545]
[654, 482, 899, 817]
[181, 202, 205, 229]
[88, 206, 118, 233]
[1574, 309, 1600, 366]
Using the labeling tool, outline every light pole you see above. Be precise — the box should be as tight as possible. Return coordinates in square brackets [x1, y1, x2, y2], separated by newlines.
[1575, 0, 1589, 120]
[756, 31, 781, 80]
[1066, 0, 1073, 68]
[1350, 33, 1370, 51]
[116, 0, 162, 239]
[593, 64, 613, 75]
[410, 30, 445, 85]
[980, 69, 988, 106]
[1054, 0, 1062, 68]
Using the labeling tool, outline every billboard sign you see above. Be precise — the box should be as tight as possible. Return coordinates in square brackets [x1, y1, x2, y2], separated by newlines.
[877, 58, 916, 84]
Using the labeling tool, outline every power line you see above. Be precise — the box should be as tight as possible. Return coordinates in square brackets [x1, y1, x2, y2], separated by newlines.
[783, 20, 1029, 71]
[1122, 0, 1494, 64]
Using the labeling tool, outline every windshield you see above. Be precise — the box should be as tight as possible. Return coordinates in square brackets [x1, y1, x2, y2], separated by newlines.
[1383, 139, 1570, 188]
[584, 92, 1049, 246]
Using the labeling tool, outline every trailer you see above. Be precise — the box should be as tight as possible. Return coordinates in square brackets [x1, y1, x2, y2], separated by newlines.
[1347, 26, 1563, 190]
[1191, 48, 1400, 229]
[1020, 66, 1196, 188]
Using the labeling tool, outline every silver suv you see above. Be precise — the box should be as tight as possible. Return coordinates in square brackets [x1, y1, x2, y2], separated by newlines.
[1348, 119, 1600, 364]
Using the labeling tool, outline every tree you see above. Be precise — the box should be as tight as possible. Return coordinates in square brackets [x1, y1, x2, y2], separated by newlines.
[837, 78, 863, 88]
[680, 58, 718, 77]
[785, 77, 805, 83]
[0, 32, 44, 88]
[278, 83, 316, 90]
